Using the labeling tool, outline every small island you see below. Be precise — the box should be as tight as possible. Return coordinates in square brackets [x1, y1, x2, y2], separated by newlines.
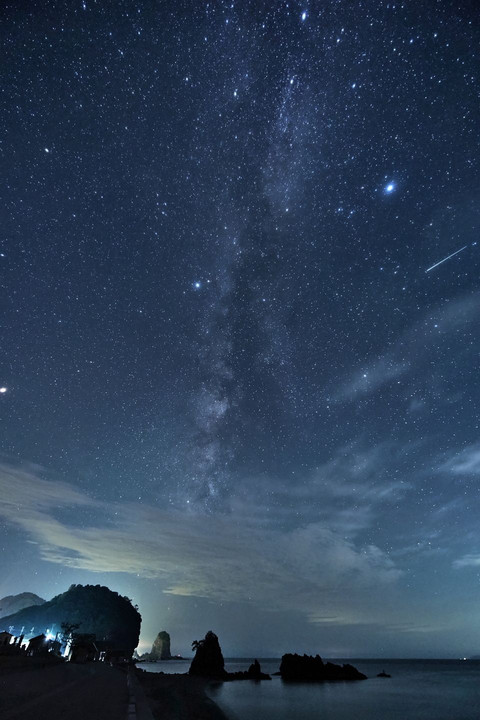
[279, 653, 367, 682]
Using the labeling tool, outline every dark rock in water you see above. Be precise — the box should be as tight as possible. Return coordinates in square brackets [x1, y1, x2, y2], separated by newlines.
[227, 659, 271, 681]
[247, 659, 270, 679]
[279, 653, 367, 682]
[189, 631, 227, 678]
[189, 635, 270, 681]
[377, 670, 391, 678]
[151, 631, 172, 660]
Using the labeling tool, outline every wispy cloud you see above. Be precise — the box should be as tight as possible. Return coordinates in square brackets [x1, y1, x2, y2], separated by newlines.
[0, 462, 402, 626]
[453, 554, 480, 569]
[332, 292, 480, 402]
[333, 357, 408, 402]
[441, 445, 480, 475]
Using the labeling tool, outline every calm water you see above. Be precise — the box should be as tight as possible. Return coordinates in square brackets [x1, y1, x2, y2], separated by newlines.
[138, 658, 480, 720]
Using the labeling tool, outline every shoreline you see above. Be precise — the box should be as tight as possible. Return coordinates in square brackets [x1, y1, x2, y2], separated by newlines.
[136, 669, 230, 720]
[0, 657, 229, 720]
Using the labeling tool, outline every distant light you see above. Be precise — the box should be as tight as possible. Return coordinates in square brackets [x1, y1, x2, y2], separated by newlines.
[0, 387, 7, 393]
[385, 182, 395, 194]
[301, 11, 307, 21]
[44, 148, 50, 153]
[194, 282, 201, 289]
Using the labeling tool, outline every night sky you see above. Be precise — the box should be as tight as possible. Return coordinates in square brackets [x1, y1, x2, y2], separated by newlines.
[1, 0, 480, 658]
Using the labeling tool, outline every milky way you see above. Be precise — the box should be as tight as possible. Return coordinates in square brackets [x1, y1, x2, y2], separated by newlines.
[1, 1, 480, 657]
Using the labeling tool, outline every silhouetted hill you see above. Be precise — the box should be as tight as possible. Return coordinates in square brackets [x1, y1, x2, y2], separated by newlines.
[0, 584, 141, 653]
[0, 592, 45, 618]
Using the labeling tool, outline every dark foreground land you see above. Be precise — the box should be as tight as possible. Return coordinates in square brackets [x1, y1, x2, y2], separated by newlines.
[0, 657, 227, 720]
[136, 670, 229, 720]
[0, 658, 128, 719]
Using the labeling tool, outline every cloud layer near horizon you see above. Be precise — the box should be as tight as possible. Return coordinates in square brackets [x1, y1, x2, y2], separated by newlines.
[0, 462, 404, 626]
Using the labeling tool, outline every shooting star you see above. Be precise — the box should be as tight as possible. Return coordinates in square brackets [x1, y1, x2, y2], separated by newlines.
[425, 245, 468, 273]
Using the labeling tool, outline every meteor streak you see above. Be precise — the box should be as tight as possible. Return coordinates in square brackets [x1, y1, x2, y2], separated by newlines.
[425, 245, 467, 273]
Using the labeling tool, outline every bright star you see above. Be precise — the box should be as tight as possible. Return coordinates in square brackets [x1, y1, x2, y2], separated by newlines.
[194, 282, 201, 289]
[0, 387, 7, 393]
[301, 11, 307, 21]
[384, 182, 395, 194]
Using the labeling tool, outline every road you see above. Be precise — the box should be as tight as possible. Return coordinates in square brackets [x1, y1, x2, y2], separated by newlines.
[0, 661, 128, 719]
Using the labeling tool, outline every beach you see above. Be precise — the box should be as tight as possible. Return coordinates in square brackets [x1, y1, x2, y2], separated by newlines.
[136, 669, 228, 720]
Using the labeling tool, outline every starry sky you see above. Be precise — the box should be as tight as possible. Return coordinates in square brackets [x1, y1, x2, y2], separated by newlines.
[1, 0, 480, 658]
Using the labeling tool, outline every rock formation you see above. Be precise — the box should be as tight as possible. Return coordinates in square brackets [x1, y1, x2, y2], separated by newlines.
[151, 630, 171, 660]
[189, 631, 227, 678]
[189, 633, 271, 681]
[279, 653, 367, 682]
[228, 659, 271, 680]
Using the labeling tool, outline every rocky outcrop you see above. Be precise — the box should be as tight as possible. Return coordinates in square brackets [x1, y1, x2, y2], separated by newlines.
[0, 593, 45, 618]
[227, 659, 271, 681]
[151, 631, 171, 660]
[247, 659, 270, 679]
[189, 631, 227, 678]
[279, 653, 367, 682]
[189, 633, 271, 681]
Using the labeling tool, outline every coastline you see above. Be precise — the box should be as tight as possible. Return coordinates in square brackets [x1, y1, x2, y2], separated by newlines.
[136, 669, 230, 720]
[0, 656, 229, 720]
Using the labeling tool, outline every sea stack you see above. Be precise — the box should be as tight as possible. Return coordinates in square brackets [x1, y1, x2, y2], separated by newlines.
[151, 631, 172, 660]
[189, 630, 227, 678]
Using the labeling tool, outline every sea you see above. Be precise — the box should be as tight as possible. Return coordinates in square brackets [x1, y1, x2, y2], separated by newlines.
[137, 658, 480, 720]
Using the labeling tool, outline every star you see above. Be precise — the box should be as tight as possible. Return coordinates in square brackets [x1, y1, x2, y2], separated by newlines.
[194, 281, 201, 289]
[384, 182, 395, 194]
[0, 387, 7, 393]
[301, 11, 307, 22]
